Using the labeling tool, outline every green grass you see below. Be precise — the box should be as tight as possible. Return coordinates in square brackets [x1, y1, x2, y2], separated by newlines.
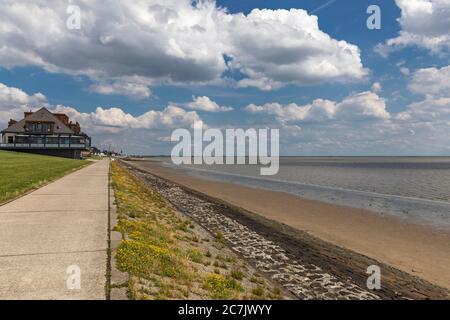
[230, 270, 244, 281]
[186, 248, 204, 263]
[203, 274, 243, 299]
[0, 150, 88, 203]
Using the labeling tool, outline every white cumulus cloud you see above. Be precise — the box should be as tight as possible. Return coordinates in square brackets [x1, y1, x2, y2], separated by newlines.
[397, 97, 450, 122]
[228, 9, 368, 90]
[0, 1, 367, 94]
[186, 96, 233, 112]
[0, 83, 47, 109]
[53, 104, 202, 133]
[245, 91, 389, 123]
[0, 82, 48, 122]
[377, 0, 450, 56]
[89, 80, 152, 100]
[409, 65, 450, 97]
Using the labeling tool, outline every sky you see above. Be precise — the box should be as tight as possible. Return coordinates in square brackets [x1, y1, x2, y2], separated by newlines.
[0, 0, 449, 155]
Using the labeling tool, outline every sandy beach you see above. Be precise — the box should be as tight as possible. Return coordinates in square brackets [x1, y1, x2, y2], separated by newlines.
[125, 159, 450, 294]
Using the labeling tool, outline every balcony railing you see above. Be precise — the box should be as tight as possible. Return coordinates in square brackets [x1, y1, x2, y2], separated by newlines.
[0, 143, 88, 150]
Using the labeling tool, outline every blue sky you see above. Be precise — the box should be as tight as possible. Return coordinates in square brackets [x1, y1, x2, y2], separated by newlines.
[1, 0, 449, 155]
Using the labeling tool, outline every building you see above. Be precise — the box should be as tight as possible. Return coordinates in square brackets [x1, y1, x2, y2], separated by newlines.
[0, 107, 91, 159]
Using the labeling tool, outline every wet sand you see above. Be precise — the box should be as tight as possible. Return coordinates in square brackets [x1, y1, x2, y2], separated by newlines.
[126, 160, 450, 293]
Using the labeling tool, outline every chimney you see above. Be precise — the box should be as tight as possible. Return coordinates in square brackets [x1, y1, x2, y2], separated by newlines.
[8, 119, 17, 127]
[53, 113, 69, 125]
[24, 111, 33, 118]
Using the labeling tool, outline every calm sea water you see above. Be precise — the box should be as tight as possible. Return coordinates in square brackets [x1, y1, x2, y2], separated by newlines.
[156, 157, 450, 230]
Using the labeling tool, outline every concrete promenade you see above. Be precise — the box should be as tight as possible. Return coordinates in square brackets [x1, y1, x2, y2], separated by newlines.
[0, 159, 109, 299]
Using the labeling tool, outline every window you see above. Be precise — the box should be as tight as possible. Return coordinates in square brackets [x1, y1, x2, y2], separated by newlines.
[60, 137, 70, 145]
[27, 122, 53, 134]
[30, 136, 43, 144]
[46, 137, 59, 144]
[8, 136, 13, 144]
[15, 136, 29, 144]
[70, 137, 82, 144]
[43, 123, 52, 133]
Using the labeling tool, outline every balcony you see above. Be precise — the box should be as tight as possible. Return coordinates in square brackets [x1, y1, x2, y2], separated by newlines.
[0, 135, 89, 150]
[0, 143, 87, 149]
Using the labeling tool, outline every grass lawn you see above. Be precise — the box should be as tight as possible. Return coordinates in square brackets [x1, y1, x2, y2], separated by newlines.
[0, 150, 88, 203]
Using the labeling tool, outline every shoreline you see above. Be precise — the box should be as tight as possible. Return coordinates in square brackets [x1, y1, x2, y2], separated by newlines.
[162, 161, 450, 231]
[110, 162, 292, 300]
[125, 159, 450, 294]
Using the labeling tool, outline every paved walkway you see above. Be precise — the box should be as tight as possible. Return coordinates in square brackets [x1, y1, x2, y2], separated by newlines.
[0, 159, 109, 300]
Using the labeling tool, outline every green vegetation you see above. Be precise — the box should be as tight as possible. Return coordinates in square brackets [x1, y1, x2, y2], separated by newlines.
[112, 162, 198, 298]
[186, 248, 204, 264]
[230, 270, 245, 281]
[0, 151, 88, 203]
[215, 230, 225, 243]
[203, 274, 243, 299]
[115, 220, 191, 281]
[111, 162, 286, 300]
[251, 287, 264, 297]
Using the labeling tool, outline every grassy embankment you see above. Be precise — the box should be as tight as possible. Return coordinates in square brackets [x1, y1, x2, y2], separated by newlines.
[0, 150, 88, 204]
[111, 161, 285, 300]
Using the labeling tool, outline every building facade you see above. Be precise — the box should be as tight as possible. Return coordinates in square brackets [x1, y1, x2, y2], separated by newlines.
[1, 107, 91, 159]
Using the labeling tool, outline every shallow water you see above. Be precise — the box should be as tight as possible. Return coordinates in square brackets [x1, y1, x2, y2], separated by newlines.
[152, 157, 450, 230]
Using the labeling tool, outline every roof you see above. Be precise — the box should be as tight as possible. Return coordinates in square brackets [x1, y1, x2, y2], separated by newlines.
[1, 107, 75, 134]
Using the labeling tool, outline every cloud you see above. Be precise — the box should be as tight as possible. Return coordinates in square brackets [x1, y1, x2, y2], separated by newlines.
[377, 0, 450, 56]
[244, 92, 450, 155]
[371, 82, 382, 93]
[53, 104, 202, 133]
[97, 91, 446, 156]
[400, 67, 410, 76]
[0, 83, 47, 109]
[396, 97, 450, 122]
[0, 0, 228, 99]
[0, 1, 367, 94]
[228, 9, 368, 90]
[89, 80, 152, 100]
[242, 85, 450, 155]
[245, 100, 334, 123]
[49, 103, 204, 153]
[186, 96, 233, 112]
[408, 65, 450, 96]
[245, 91, 389, 124]
[0, 82, 48, 122]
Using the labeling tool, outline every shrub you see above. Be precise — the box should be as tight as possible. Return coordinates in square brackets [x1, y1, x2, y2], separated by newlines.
[187, 248, 204, 263]
[203, 274, 243, 299]
[230, 270, 244, 281]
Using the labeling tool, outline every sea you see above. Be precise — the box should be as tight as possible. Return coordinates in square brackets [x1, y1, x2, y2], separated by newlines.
[152, 157, 450, 230]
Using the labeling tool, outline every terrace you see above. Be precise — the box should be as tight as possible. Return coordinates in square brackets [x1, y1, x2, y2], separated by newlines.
[0, 135, 88, 149]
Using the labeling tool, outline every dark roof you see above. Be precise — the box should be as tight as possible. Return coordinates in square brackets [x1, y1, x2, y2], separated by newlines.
[1, 107, 75, 134]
